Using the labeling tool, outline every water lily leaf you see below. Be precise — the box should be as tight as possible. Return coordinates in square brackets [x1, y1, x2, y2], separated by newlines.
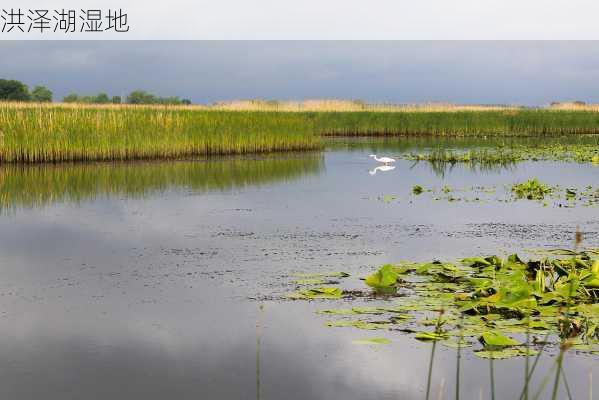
[475, 348, 539, 359]
[365, 264, 399, 292]
[292, 271, 350, 278]
[352, 337, 391, 345]
[316, 308, 356, 315]
[293, 278, 330, 285]
[461, 257, 492, 268]
[442, 339, 473, 349]
[415, 331, 449, 341]
[326, 320, 391, 330]
[480, 331, 521, 347]
[290, 287, 342, 299]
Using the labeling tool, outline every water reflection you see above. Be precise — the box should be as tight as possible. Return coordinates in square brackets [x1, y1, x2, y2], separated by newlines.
[0, 153, 323, 211]
[369, 165, 396, 175]
[412, 158, 518, 178]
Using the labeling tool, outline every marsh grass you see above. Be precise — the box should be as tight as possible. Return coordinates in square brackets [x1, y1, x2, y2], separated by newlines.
[0, 104, 320, 162]
[4, 103, 599, 163]
[314, 110, 599, 136]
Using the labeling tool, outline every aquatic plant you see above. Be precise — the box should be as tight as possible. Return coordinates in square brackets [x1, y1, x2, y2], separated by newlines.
[4, 103, 599, 163]
[364, 264, 400, 294]
[511, 179, 553, 200]
[412, 185, 424, 195]
[286, 248, 599, 358]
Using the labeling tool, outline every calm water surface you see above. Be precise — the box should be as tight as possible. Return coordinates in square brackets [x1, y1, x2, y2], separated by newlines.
[0, 138, 597, 399]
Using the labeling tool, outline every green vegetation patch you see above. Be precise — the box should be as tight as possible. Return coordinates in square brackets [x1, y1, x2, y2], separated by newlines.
[284, 248, 599, 359]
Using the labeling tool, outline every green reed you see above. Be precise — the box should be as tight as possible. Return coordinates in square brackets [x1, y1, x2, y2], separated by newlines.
[4, 104, 599, 163]
[0, 105, 320, 162]
[313, 110, 599, 136]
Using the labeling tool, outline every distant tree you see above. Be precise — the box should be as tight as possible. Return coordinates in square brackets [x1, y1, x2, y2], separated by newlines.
[156, 96, 183, 105]
[181, 99, 192, 105]
[127, 90, 156, 104]
[63, 93, 79, 103]
[111, 95, 122, 104]
[31, 86, 53, 102]
[0, 79, 30, 101]
[94, 92, 110, 104]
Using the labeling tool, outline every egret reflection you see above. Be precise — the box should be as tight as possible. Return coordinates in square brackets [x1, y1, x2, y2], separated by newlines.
[369, 165, 396, 175]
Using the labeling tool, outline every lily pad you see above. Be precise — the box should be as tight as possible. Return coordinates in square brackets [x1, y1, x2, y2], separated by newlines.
[289, 287, 342, 299]
[352, 338, 391, 345]
[480, 331, 521, 347]
[474, 348, 539, 359]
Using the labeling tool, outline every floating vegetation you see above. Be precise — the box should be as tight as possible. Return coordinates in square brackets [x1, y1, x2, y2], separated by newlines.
[412, 185, 424, 195]
[283, 248, 599, 359]
[511, 179, 554, 200]
[371, 180, 599, 207]
[290, 271, 350, 279]
[364, 264, 400, 294]
[288, 287, 343, 300]
[351, 337, 391, 345]
[377, 194, 398, 203]
[403, 143, 599, 166]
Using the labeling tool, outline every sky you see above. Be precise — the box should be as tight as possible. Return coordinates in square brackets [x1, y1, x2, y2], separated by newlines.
[2, 41, 599, 105]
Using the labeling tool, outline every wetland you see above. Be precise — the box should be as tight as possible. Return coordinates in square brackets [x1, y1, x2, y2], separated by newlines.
[0, 135, 597, 399]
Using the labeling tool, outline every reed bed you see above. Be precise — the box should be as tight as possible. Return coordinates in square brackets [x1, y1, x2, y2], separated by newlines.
[313, 110, 599, 136]
[0, 104, 319, 163]
[3, 103, 599, 163]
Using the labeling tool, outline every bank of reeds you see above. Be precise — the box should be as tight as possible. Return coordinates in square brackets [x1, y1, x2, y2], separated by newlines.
[0, 104, 320, 162]
[312, 110, 599, 136]
[3, 103, 599, 163]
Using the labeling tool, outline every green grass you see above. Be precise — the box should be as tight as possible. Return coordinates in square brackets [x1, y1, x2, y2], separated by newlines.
[3, 104, 599, 163]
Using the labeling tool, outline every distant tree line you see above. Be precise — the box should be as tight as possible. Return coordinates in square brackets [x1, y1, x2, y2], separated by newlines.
[0, 79, 53, 102]
[64, 90, 192, 105]
[0, 79, 192, 105]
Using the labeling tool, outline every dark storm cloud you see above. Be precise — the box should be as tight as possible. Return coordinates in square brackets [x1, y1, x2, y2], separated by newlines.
[1, 41, 599, 105]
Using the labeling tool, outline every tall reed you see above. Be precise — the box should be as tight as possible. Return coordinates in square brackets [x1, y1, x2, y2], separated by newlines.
[0, 104, 320, 162]
[3, 103, 599, 163]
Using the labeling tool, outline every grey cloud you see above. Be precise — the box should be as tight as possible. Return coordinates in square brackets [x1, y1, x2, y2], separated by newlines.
[1, 41, 599, 105]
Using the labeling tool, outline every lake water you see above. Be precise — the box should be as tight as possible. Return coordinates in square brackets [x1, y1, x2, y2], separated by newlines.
[0, 138, 597, 399]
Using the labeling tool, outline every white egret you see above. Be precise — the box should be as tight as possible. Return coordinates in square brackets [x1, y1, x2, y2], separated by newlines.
[369, 154, 396, 164]
[369, 165, 395, 175]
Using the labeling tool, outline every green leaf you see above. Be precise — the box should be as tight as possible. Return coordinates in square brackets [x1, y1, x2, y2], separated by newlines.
[289, 287, 342, 299]
[365, 264, 399, 291]
[415, 331, 448, 341]
[480, 331, 521, 347]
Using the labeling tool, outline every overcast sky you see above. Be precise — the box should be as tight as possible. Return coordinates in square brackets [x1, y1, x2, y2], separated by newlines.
[2, 41, 599, 105]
